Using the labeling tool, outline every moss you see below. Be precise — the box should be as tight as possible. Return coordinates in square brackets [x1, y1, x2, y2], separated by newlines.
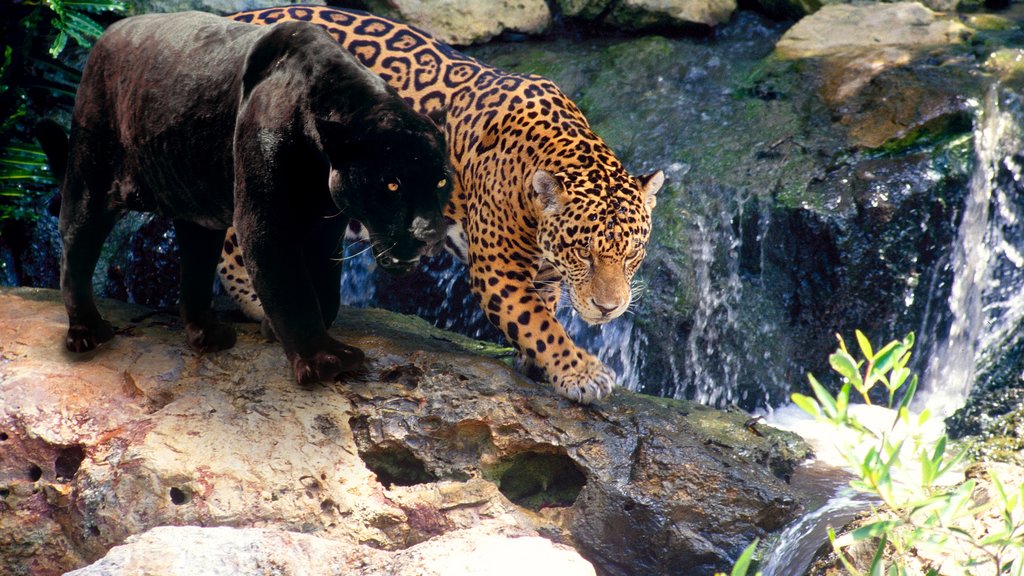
[482, 451, 586, 510]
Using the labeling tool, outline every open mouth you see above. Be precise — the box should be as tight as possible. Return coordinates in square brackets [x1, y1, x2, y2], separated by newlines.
[379, 255, 421, 274]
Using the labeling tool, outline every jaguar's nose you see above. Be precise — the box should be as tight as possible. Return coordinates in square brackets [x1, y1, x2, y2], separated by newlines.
[593, 300, 620, 317]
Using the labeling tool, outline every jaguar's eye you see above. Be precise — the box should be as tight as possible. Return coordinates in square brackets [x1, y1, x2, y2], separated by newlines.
[574, 246, 590, 261]
[437, 178, 447, 189]
[627, 247, 644, 261]
[387, 182, 400, 192]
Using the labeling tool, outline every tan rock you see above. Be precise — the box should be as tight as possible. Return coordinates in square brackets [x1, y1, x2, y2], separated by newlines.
[775, 2, 970, 60]
[67, 523, 595, 576]
[0, 288, 805, 575]
[365, 0, 551, 46]
[606, 0, 737, 29]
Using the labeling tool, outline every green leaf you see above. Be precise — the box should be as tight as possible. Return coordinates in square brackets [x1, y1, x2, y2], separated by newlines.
[838, 520, 902, 546]
[830, 349, 865, 392]
[868, 533, 888, 576]
[791, 392, 820, 418]
[731, 539, 758, 576]
[856, 330, 874, 360]
[808, 373, 838, 420]
[897, 375, 918, 413]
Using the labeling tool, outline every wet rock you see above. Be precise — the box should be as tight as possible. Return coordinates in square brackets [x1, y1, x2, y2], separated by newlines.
[745, 0, 821, 20]
[68, 523, 595, 576]
[0, 287, 807, 575]
[775, 2, 975, 150]
[364, 0, 552, 46]
[129, 0, 323, 16]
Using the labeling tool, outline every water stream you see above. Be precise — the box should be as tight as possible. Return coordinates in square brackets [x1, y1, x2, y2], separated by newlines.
[759, 85, 1024, 575]
[919, 85, 1024, 418]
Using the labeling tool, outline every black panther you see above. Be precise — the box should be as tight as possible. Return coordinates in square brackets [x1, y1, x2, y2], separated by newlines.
[56, 11, 451, 384]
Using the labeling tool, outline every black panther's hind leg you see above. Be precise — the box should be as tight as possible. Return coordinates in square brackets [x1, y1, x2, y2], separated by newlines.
[59, 185, 117, 352]
[174, 219, 236, 352]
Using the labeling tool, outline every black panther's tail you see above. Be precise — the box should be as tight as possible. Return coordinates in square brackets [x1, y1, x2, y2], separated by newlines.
[35, 119, 69, 184]
[35, 119, 68, 216]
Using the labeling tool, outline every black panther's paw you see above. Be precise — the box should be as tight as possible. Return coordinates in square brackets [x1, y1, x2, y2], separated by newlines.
[185, 318, 237, 353]
[66, 320, 115, 353]
[291, 341, 365, 385]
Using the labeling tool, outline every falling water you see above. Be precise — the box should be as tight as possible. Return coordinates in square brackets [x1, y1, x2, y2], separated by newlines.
[919, 86, 1024, 418]
[762, 85, 1024, 576]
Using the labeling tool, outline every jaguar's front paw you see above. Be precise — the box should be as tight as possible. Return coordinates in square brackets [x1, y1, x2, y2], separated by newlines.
[65, 320, 115, 353]
[291, 340, 365, 386]
[549, 352, 616, 404]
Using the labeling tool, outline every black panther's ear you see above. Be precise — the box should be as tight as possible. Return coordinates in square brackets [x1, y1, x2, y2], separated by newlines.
[426, 106, 447, 129]
[316, 118, 356, 158]
[241, 22, 310, 100]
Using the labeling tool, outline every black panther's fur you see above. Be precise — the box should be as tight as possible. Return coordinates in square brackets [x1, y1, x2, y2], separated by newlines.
[56, 12, 451, 385]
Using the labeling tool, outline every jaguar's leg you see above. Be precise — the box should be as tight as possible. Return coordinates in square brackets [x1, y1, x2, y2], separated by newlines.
[517, 262, 563, 381]
[470, 258, 614, 404]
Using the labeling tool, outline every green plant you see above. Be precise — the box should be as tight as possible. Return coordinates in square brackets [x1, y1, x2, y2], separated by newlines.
[792, 331, 1024, 575]
[1, 0, 125, 222]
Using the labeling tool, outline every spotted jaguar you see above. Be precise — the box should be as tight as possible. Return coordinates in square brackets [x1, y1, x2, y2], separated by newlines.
[220, 6, 664, 403]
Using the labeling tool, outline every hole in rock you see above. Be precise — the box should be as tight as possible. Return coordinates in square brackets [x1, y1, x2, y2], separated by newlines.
[169, 486, 191, 505]
[0, 432, 8, 441]
[0, 488, 9, 498]
[360, 444, 437, 488]
[486, 450, 586, 511]
[55, 445, 86, 481]
[27, 464, 43, 482]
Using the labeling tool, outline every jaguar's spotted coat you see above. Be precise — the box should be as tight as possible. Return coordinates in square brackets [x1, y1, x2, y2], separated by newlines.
[220, 6, 664, 403]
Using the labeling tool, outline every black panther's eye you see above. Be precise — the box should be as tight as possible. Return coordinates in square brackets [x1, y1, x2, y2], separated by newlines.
[437, 178, 447, 189]
[387, 181, 400, 192]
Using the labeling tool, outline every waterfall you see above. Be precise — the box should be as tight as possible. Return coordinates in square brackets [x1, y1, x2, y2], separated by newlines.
[919, 86, 1024, 418]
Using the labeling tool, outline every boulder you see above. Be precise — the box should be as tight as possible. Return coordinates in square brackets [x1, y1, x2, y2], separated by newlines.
[129, 0, 323, 16]
[0, 287, 808, 575]
[605, 0, 738, 29]
[364, 0, 552, 46]
[775, 3, 971, 59]
[67, 523, 595, 576]
[773, 3, 975, 150]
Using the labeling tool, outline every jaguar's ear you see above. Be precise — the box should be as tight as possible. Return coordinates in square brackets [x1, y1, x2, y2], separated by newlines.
[533, 169, 567, 215]
[426, 106, 447, 129]
[639, 170, 664, 212]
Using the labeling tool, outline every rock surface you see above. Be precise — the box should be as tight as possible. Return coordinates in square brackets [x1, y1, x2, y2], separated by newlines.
[66, 523, 595, 576]
[365, 0, 552, 46]
[0, 287, 808, 576]
[774, 3, 971, 59]
[605, 0, 738, 29]
[129, 0, 323, 16]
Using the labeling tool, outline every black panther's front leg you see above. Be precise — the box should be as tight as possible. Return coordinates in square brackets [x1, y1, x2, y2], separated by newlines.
[174, 219, 236, 352]
[238, 214, 363, 385]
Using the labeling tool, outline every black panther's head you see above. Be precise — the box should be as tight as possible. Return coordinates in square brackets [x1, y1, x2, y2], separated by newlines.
[319, 103, 451, 274]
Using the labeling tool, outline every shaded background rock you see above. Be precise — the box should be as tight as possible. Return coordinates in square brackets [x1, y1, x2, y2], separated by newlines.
[0, 287, 808, 575]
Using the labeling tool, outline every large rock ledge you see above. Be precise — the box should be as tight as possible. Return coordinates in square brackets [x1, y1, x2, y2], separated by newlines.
[0, 287, 808, 575]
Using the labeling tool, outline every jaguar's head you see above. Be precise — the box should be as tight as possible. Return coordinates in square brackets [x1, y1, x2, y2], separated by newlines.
[534, 166, 664, 325]
[319, 104, 451, 274]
